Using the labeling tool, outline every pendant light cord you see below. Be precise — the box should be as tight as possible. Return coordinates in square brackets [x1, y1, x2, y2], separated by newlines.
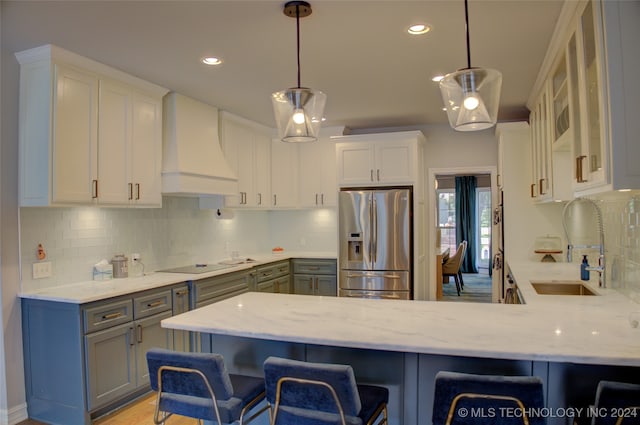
[464, 0, 471, 69]
[296, 4, 302, 88]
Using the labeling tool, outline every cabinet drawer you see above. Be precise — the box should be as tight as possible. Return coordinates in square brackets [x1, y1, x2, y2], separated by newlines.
[292, 259, 336, 275]
[255, 260, 290, 283]
[83, 299, 133, 334]
[194, 271, 250, 307]
[134, 289, 172, 319]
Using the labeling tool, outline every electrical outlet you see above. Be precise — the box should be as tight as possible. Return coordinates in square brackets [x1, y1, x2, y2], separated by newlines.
[32, 261, 52, 279]
[131, 253, 141, 263]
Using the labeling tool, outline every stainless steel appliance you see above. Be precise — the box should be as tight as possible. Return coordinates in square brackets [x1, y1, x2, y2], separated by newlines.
[338, 187, 412, 299]
[492, 189, 505, 299]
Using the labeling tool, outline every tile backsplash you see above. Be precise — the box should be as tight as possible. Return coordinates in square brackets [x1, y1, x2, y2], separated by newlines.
[592, 190, 640, 302]
[20, 196, 337, 292]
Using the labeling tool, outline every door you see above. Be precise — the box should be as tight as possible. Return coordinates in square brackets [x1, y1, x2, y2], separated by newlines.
[85, 322, 135, 410]
[53, 64, 99, 204]
[336, 142, 374, 186]
[172, 286, 190, 352]
[371, 189, 411, 271]
[131, 91, 162, 206]
[135, 311, 173, 388]
[339, 190, 373, 270]
[293, 275, 316, 295]
[315, 275, 337, 296]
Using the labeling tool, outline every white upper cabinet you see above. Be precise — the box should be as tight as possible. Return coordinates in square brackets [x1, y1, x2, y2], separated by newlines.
[98, 80, 162, 206]
[528, 0, 640, 196]
[16, 45, 167, 207]
[220, 112, 271, 208]
[335, 131, 425, 187]
[271, 140, 298, 209]
[298, 138, 338, 208]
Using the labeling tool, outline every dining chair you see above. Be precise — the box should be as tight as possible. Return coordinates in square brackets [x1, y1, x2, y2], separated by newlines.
[442, 241, 467, 296]
[433, 370, 546, 425]
[146, 348, 269, 425]
[263, 356, 388, 425]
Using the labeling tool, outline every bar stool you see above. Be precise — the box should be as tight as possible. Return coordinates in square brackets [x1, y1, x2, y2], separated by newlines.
[263, 356, 388, 425]
[146, 348, 269, 425]
[433, 371, 546, 425]
[590, 380, 640, 425]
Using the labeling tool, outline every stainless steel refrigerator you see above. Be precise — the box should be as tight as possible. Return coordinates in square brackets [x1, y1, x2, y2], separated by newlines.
[338, 187, 412, 299]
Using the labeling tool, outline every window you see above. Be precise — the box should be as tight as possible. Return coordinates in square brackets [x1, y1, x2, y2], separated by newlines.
[437, 189, 456, 252]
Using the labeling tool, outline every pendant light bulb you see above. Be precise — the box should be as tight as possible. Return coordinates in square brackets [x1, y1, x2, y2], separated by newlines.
[463, 95, 480, 110]
[293, 109, 306, 124]
[272, 1, 326, 143]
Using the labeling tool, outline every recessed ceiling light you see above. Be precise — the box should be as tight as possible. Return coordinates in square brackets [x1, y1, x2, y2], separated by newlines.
[432, 75, 445, 82]
[202, 57, 223, 66]
[408, 24, 431, 35]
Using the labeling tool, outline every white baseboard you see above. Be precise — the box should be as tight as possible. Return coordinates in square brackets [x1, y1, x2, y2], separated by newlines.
[0, 403, 28, 425]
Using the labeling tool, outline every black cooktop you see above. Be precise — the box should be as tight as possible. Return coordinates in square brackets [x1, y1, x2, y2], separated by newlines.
[158, 264, 234, 274]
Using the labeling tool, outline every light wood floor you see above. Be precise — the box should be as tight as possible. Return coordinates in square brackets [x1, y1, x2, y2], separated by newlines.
[18, 393, 196, 425]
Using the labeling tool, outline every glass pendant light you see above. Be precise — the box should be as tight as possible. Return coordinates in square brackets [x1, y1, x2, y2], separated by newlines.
[272, 1, 326, 143]
[439, 0, 502, 131]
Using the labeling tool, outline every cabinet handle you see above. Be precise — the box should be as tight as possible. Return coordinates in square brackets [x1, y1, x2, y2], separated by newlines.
[137, 324, 143, 343]
[243, 192, 247, 204]
[497, 174, 501, 187]
[128, 183, 133, 200]
[307, 266, 320, 271]
[147, 300, 163, 308]
[370, 169, 374, 182]
[102, 312, 123, 320]
[258, 193, 262, 205]
[273, 194, 277, 206]
[530, 183, 536, 198]
[321, 193, 324, 205]
[174, 290, 187, 297]
[129, 327, 135, 346]
[315, 193, 319, 205]
[309, 278, 313, 290]
[576, 156, 587, 183]
[92, 180, 99, 199]
[262, 271, 273, 278]
[377, 169, 380, 181]
[135, 183, 140, 200]
[539, 178, 546, 195]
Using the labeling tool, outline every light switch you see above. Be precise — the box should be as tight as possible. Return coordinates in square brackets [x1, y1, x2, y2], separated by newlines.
[32, 261, 52, 279]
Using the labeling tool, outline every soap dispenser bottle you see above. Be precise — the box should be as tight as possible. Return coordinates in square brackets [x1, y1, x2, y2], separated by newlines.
[580, 255, 590, 281]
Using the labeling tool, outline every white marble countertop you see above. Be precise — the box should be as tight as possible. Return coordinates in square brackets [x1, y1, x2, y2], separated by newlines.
[162, 261, 640, 367]
[18, 251, 336, 304]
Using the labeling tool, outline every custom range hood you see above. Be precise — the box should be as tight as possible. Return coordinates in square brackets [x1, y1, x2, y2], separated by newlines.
[162, 92, 238, 196]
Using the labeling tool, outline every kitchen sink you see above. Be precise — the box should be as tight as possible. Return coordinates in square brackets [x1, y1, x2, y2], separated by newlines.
[531, 281, 598, 296]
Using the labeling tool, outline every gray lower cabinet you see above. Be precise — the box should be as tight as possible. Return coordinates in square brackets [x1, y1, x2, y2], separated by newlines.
[22, 284, 184, 425]
[292, 259, 337, 296]
[255, 260, 290, 294]
[191, 270, 251, 352]
[172, 285, 190, 352]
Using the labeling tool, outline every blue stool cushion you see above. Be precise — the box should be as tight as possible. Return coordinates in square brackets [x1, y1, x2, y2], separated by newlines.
[433, 371, 546, 425]
[592, 380, 640, 425]
[147, 348, 265, 423]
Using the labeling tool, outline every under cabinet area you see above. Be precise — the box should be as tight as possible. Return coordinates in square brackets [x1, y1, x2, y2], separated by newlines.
[292, 259, 337, 296]
[15, 44, 167, 207]
[21, 284, 185, 425]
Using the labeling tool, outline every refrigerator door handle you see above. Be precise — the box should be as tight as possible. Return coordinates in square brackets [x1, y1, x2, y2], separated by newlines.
[368, 196, 374, 268]
[372, 197, 377, 264]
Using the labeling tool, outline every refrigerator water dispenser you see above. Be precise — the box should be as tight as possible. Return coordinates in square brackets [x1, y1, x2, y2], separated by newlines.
[347, 232, 363, 261]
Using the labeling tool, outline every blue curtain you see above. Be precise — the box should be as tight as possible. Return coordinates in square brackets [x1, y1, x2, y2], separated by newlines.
[455, 176, 478, 273]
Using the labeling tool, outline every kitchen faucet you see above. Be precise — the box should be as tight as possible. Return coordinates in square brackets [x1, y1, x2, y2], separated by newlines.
[563, 197, 606, 288]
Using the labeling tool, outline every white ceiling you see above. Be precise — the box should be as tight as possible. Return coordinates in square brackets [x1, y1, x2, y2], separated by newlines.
[2, 0, 563, 131]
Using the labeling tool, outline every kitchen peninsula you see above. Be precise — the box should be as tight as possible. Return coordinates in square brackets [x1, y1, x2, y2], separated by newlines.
[161, 261, 640, 425]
